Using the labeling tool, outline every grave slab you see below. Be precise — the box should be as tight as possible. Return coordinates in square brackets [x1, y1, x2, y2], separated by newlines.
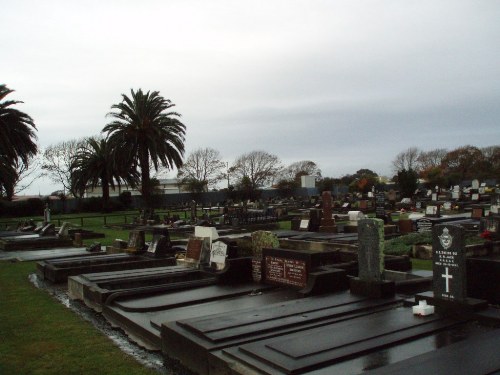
[37, 253, 176, 283]
[212, 307, 478, 375]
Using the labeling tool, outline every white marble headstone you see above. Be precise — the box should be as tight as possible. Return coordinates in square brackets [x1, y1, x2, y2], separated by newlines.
[195, 226, 219, 242]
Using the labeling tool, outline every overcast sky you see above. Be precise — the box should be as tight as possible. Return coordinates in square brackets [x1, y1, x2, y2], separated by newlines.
[2, 1, 499, 195]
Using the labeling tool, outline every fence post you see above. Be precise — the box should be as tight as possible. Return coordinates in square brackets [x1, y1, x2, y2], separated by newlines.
[81, 217, 84, 226]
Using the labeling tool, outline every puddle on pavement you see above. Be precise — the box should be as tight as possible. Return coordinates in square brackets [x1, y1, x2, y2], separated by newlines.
[30, 273, 193, 375]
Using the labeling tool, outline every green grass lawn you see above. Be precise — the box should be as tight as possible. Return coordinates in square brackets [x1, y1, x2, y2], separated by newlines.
[0, 261, 158, 375]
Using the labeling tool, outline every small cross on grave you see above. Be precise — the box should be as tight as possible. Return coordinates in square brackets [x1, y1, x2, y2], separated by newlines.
[441, 267, 453, 293]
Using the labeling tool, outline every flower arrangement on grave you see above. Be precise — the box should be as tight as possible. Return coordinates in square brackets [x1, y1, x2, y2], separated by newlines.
[480, 230, 492, 241]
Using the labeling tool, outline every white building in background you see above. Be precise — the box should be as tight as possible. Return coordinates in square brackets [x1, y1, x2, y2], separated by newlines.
[301, 175, 316, 188]
[84, 178, 189, 198]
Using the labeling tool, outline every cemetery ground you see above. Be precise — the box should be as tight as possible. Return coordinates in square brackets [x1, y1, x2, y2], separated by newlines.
[0, 209, 452, 374]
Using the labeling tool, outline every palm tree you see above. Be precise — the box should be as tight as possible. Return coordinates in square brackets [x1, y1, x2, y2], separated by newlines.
[103, 89, 186, 206]
[0, 84, 38, 199]
[70, 136, 138, 211]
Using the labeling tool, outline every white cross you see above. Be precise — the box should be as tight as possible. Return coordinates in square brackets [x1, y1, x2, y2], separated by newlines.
[441, 267, 453, 293]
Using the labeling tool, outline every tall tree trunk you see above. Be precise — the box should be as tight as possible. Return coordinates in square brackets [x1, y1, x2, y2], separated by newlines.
[139, 147, 151, 208]
[102, 176, 110, 212]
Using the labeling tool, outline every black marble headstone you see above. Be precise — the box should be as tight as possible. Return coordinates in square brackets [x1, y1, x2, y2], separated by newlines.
[432, 224, 466, 302]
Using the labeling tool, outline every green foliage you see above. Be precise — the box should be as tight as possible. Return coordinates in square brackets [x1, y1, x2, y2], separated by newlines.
[396, 168, 418, 198]
[384, 232, 432, 255]
[276, 178, 299, 198]
[0, 197, 45, 217]
[104, 89, 186, 206]
[0, 85, 38, 199]
[119, 191, 133, 209]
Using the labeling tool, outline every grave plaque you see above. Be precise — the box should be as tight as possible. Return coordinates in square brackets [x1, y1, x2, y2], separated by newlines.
[210, 241, 228, 265]
[471, 207, 484, 219]
[471, 193, 479, 201]
[416, 218, 433, 233]
[425, 205, 440, 217]
[185, 237, 203, 261]
[375, 192, 386, 218]
[265, 256, 307, 288]
[491, 205, 499, 214]
[357, 218, 384, 281]
[432, 225, 466, 301]
[251, 231, 279, 282]
[443, 202, 452, 210]
[299, 219, 309, 231]
[471, 179, 479, 190]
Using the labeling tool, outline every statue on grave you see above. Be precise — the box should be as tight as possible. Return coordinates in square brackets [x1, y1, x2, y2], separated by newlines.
[43, 203, 51, 224]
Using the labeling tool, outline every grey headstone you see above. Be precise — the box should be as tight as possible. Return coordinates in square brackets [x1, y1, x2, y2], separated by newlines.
[357, 218, 384, 281]
[57, 222, 71, 238]
[432, 224, 466, 302]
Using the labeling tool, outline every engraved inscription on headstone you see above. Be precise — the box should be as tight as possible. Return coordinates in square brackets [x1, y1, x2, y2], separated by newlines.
[432, 224, 466, 301]
[375, 192, 386, 218]
[357, 218, 384, 281]
[185, 237, 203, 261]
[210, 240, 228, 265]
[265, 256, 307, 288]
[417, 218, 433, 233]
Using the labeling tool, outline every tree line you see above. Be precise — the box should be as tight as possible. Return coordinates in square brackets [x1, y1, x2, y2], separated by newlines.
[1, 83, 498, 210]
[392, 146, 500, 189]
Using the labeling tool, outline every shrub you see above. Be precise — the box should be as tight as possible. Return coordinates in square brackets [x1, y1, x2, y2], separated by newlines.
[384, 232, 432, 256]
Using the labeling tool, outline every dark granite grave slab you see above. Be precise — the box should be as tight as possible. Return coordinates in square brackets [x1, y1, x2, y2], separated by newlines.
[467, 255, 500, 305]
[162, 293, 402, 375]
[0, 234, 74, 251]
[213, 307, 472, 375]
[69, 266, 217, 311]
[363, 329, 500, 375]
[102, 282, 287, 350]
[37, 253, 176, 283]
[0, 247, 105, 262]
[68, 257, 253, 311]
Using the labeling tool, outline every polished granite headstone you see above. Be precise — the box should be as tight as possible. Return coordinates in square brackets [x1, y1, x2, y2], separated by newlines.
[416, 224, 488, 313]
[432, 224, 466, 301]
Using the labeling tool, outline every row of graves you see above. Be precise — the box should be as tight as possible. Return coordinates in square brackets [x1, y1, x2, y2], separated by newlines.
[32, 209, 500, 374]
[0, 205, 104, 252]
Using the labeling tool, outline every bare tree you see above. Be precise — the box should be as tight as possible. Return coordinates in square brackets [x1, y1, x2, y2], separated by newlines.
[14, 152, 43, 195]
[279, 160, 322, 181]
[392, 147, 421, 173]
[231, 150, 282, 189]
[42, 138, 86, 195]
[177, 147, 226, 189]
[417, 148, 448, 171]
